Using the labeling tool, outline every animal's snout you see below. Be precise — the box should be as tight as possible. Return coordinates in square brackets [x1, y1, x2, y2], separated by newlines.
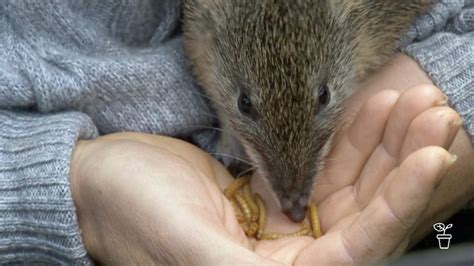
[281, 197, 308, 222]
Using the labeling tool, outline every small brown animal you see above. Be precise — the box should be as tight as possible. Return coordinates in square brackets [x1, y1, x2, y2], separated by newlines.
[182, 0, 433, 222]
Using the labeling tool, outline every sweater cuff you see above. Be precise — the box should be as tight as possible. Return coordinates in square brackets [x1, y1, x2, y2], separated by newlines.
[0, 110, 98, 264]
[403, 32, 474, 145]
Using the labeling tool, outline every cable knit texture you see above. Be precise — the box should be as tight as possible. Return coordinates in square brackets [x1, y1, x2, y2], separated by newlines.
[0, 0, 472, 264]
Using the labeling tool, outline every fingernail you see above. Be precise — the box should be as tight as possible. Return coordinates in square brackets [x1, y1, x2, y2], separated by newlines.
[436, 95, 449, 106]
[446, 154, 458, 166]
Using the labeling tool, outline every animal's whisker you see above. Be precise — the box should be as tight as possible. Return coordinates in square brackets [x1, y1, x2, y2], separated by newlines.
[237, 166, 258, 177]
[187, 124, 224, 132]
[188, 90, 222, 109]
[189, 89, 214, 102]
[190, 108, 219, 120]
[208, 152, 256, 167]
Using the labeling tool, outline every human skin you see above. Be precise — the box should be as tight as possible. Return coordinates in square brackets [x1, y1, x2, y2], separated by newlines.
[70, 53, 470, 264]
[335, 54, 474, 247]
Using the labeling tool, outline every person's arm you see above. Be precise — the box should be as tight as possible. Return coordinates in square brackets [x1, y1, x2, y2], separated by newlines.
[0, 1, 213, 263]
[0, 110, 97, 264]
[0, 3, 101, 262]
[0, 1, 213, 137]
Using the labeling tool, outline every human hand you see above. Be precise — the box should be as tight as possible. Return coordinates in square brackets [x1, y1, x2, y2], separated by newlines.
[337, 54, 474, 245]
[247, 84, 460, 265]
[70, 133, 275, 265]
[69, 56, 467, 265]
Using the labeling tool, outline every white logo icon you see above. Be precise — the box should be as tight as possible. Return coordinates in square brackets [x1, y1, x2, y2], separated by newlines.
[433, 222, 453, 250]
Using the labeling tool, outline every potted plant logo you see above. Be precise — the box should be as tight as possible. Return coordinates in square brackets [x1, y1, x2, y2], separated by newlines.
[433, 222, 453, 249]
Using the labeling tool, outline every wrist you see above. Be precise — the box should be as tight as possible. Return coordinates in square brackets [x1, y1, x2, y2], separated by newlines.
[70, 140, 99, 259]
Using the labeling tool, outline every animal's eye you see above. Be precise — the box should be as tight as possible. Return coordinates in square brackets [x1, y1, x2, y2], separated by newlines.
[318, 84, 330, 109]
[238, 92, 253, 117]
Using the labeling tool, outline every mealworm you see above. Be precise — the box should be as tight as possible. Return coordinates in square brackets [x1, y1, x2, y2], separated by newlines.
[247, 222, 259, 237]
[261, 226, 310, 240]
[235, 192, 252, 222]
[225, 176, 250, 199]
[254, 194, 266, 240]
[236, 215, 246, 224]
[243, 184, 259, 222]
[241, 222, 250, 235]
[309, 201, 322, 238]
[288, 227, 310, 237]
[230, 197, 246, 223]
[261, 232, 284, 240]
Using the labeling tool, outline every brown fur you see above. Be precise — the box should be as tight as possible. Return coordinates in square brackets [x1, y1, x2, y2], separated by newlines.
[182, 0, 434, 221]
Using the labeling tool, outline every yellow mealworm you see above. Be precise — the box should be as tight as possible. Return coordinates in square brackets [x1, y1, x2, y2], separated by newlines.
[241, 222, 250, 235]
[254, 194, 266, 240]
[236, 215, 246, 224]
[288, 227, 310, 237]
[243, 184, 259, 222]
[261, 232, 284, 240]
[235, 192, 252, 222]
[309, 201, 322, 238]
[261, 226, 310, 240]
[247, 222, 259, 237]
[257, 229, 265, 240]
[230, 197, 246, 223]
[225, 176, 250, 199]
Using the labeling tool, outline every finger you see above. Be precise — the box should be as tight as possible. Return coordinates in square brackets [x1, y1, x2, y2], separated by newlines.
[349, 107, 461, 226]
[387, 108, 461, 252]
[399, 107, 462, 162]
[382, 84, 446, 158]
[340, 147, 455, 264]
[296, 148, 454, 265]
[353, 85, 446, 207]
[314, 90, 399, 201]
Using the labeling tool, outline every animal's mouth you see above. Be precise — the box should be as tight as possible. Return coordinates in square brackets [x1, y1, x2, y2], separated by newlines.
[235, 136, 315, 223]
[280, 193, 311, 222]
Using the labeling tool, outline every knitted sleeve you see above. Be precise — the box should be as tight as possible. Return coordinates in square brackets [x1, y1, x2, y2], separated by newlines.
[403, 0, 474, 144]
[0, 0, 214, 263]
[0, 110, 97, 264]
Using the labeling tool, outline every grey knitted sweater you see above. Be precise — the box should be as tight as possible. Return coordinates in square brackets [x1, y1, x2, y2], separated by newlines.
[0, 0, 472, 264]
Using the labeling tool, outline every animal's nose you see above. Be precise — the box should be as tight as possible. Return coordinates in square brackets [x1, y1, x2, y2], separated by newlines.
[284, 207, 307, 222]
[282, 199, 308, 222]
